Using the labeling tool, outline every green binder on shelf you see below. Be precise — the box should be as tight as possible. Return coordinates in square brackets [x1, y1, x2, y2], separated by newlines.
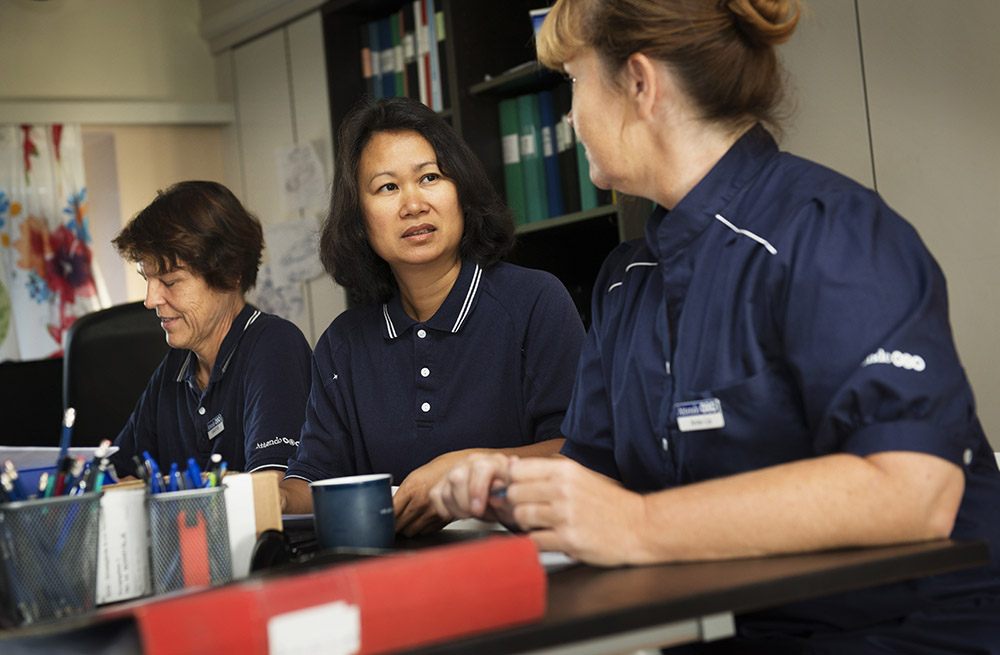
[576, 140, 599, 211]
[499, 98, 527, 224]
[517, 93, 548, 222]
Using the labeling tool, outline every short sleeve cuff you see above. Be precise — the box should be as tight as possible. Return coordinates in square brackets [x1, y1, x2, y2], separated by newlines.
[285, 460, 334, 484]
[840, 419, 970, 466]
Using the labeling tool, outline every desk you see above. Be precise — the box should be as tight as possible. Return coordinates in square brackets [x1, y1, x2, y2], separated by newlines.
[399, 538, 990, 655]
[0, 537, 989, 655]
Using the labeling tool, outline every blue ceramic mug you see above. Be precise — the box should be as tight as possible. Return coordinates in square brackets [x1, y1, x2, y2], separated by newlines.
[310, 473, 395, 551]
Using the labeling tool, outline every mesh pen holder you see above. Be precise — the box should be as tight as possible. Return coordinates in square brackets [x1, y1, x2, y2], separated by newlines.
[148, 486, 232, 596]
[0, 494, 102, 627]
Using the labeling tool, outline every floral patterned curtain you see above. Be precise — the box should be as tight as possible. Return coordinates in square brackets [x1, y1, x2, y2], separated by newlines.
[0, 124, 104, 361]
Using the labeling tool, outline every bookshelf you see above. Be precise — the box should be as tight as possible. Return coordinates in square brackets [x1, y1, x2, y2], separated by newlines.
[321, 0, 649, 323]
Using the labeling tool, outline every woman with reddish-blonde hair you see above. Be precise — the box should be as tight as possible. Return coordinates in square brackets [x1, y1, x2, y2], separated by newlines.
[432, 1, 1000, 651]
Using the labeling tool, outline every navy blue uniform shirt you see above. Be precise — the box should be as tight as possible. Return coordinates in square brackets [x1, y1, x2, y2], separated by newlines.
[286, 260, 585, 484]
[562, 126, 1000, 652]
[111, 305, 312, 477]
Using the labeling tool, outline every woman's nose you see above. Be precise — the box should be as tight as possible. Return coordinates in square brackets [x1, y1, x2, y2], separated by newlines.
[400, 187, 428, 217]
[143, 281, 162, 309]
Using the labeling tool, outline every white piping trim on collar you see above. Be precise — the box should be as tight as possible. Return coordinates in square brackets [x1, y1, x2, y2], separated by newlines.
[175, 309, 262, 381]
[222, 309, 261, 373]
[382, 303, 397, 339]
[452, 263, 482, 333]
[176, 352, 192, 382]
[714, 213, 777, 255]
[608, 261, 657, 293]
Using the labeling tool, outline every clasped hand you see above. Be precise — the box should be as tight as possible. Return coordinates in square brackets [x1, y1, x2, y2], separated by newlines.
[429, 453, 645, 566]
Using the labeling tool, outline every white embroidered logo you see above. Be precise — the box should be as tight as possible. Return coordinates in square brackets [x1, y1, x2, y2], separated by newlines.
[861, 348, 926, 372]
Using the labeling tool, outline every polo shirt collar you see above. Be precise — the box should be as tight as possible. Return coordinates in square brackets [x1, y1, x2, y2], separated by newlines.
[381, 260, 483, 340]
[176, 304, 262, 386]
[647, 124, 778, 259]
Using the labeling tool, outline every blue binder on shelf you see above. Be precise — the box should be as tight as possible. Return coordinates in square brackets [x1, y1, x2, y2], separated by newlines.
[538, 90, 563, 218]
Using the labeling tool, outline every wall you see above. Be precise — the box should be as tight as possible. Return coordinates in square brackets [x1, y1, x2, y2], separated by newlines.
[82, 126, 228, 305]
[780, 0, 1000, 448]
[0, 0, 234, 308]
[215, 11, 348, 345]
[0, 0, 217, 103]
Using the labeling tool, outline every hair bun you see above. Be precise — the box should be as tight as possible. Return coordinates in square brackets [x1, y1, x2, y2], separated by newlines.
[726, 0, 800, 47]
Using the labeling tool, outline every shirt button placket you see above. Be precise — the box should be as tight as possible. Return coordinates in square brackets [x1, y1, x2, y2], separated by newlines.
[415, 326, 433, 422]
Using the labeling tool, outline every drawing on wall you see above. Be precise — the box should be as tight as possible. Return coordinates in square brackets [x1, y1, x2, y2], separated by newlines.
[276, 143, 329, 213]
[249, 215, 326, 322]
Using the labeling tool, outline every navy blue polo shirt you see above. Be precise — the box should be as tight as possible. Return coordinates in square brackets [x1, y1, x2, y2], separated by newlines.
[285, 260, 585, 484]
[111, 305, 312, 477]
[562, 126, 1000, 650]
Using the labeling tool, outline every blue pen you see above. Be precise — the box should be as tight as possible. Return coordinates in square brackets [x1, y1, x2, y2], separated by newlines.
[1, 472, 18, 503]
[45, 408, 76, 498]
[168, 463, 180, 492]
[186, 457, 205, 489]
[143, 451, 164, 494]
[3, 461, 27, 502]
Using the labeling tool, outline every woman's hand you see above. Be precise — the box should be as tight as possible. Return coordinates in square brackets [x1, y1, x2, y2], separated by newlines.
[429, 452, 516, 526]
[504, 456, 644, 567]
[394, 450, 481, 536]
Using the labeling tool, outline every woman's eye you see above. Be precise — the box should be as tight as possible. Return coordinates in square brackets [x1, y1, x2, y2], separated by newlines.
[378, 182, 398, 192]
[421, 173, 439, 183]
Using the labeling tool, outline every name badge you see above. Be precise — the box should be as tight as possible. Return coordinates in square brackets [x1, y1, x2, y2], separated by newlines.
[207, 413, 225, 440]
[674, 398, 725, 432]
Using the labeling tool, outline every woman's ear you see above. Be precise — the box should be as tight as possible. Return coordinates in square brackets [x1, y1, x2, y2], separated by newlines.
[626, 53, 658, 120]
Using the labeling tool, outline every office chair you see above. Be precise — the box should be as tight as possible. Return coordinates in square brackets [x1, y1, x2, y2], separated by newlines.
[62, 301, 171, 446]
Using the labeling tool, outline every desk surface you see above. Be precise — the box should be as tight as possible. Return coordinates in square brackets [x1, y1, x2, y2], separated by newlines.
[0, 537, 989, 655]
[399, 538, 991, 655]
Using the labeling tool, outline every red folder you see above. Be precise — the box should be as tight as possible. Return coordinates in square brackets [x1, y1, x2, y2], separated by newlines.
[130, 535, 546, 655]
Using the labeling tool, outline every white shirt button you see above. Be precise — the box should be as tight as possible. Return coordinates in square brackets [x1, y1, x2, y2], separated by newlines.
[661, 438, 669, 451]
[417, 329, 427, 339]
[421, 402, 431, 413]
[198, 407, 206, 415]
[420, 367, 431, 378]
[963, 448, 973, 465]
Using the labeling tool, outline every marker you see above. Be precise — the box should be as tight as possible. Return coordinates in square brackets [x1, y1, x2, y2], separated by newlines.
[93, 457, 109, 492]
[84, 440, 112, 492]
[185, 458, 205, 490]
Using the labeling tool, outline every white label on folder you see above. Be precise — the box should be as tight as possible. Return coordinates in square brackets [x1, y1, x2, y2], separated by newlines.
[268, 601, 361, 655]
[207, 413, 225, 440]
[675, 398, 725, 432]
[542, 126, 555, 157]
[502, 134, 520, 164]
[520, 132, 536, 157]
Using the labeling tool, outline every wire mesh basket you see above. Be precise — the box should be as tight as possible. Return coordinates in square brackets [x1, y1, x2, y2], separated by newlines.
[0, 494, 102, 627]
[147, 487, 232, 595]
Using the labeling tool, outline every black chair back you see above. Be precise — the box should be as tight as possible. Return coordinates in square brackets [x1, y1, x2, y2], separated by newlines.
[62, 301, 170, 446]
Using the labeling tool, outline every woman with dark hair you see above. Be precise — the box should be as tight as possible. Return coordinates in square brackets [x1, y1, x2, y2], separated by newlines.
[431, 0, 1000, 651]
[109, 180, 312, 481]
[280, 97, 585, 536]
